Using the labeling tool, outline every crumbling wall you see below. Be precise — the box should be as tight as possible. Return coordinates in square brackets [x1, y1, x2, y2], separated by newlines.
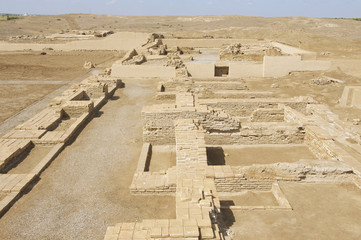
[142, 107, 240, 145]
[202, 102, 278, 116]
[212, 160, 354, 193]
[199, 98, 309, 117]
[250, 108, 285, 122]
[160, 78, 247, 92]
[205, 124, 305, 145]
[215, 178, 273, 192]
[220, 43, 282, 62]
[304, 126, 337, 161]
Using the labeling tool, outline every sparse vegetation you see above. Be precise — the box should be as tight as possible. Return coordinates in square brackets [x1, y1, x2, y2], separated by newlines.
[161, 24, 173, 28]
[331, 17, 361, 21]
[0, 15, 23, 21]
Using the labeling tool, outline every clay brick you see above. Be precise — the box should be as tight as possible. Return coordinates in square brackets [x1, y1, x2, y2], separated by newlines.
[150, 227, 162, 238]
[184, 226, 200, 237]
[200, 227, 215, 239]
[169, 227, 184, 237]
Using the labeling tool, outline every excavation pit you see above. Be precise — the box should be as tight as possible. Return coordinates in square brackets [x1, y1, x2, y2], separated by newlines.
[5, 144, 54, 174]
[207, 144, 316, 166]
[227, 182, 361, 239]
[220, 191, 278, 207]
[146, 145, 176, 172]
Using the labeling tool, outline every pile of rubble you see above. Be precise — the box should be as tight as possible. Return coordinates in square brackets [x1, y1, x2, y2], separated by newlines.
[123, 54, 146, 65]
[165, 56, 185, 69]
[220, 43, 283, 61]
[310, 76, 343, 85]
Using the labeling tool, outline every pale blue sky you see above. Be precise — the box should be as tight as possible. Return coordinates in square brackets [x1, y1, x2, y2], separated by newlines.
[1, 0, 360, 18]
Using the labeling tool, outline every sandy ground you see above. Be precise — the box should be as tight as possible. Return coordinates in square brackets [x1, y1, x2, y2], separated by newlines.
[0, 79, 175, 240]
[149, 145, 176, 172]
[207, 144, 315, 166]
[220, 191, 278, 207]
[222, 182, 361, 240]
[0, 84, 60, 124]
[0, 51, 121, 124]
[0, 32, 149, 51]
[1, 15, 361, 51]
[0, 70, 97, 136]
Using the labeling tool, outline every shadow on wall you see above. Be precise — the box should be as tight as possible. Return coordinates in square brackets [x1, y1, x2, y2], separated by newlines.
[218, 204, 236, 234]
[206, 147, 226, 165]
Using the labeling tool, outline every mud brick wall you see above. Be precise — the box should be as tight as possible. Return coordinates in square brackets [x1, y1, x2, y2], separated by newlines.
[85, 84, 108, 99]
[69, 91, 89, 101]
[62, 101, 94, 118]
[161, 80, 247, 92]
[130, 168, 177, 195]
[215, 178, 273, 192]
[284, 106, 310, 125]
[205, 102, 278, 117]
[142, 111, 204, 145]
[203, 101, 308, 117]
[161, 80, 186, 91]
[304, 126, 337, 161]
[205, 124, 305, 145]
[92, 77, 123, 89]
[201, 110, 240, 133]
[155, 92, 176, 101]
[285, 102, 308, 114]
[250, 108, 284, 122]
[195, 82, 247, 91]
[201, 91, 273, 100]
[142, 109, 240, 145]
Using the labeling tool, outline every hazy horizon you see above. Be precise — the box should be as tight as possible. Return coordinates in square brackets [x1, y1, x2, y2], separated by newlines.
[1, 0, 360, 18]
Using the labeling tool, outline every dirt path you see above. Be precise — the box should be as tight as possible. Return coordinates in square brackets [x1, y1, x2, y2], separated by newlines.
[0, 79, 175, 240]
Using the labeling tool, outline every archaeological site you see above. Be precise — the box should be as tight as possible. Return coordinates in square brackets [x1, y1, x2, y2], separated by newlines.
[0, 13, 361, 240]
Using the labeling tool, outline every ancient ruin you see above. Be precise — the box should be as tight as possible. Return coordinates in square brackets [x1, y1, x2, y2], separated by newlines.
[0, 14, 361, 240]
[101, 35, 361, 240]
